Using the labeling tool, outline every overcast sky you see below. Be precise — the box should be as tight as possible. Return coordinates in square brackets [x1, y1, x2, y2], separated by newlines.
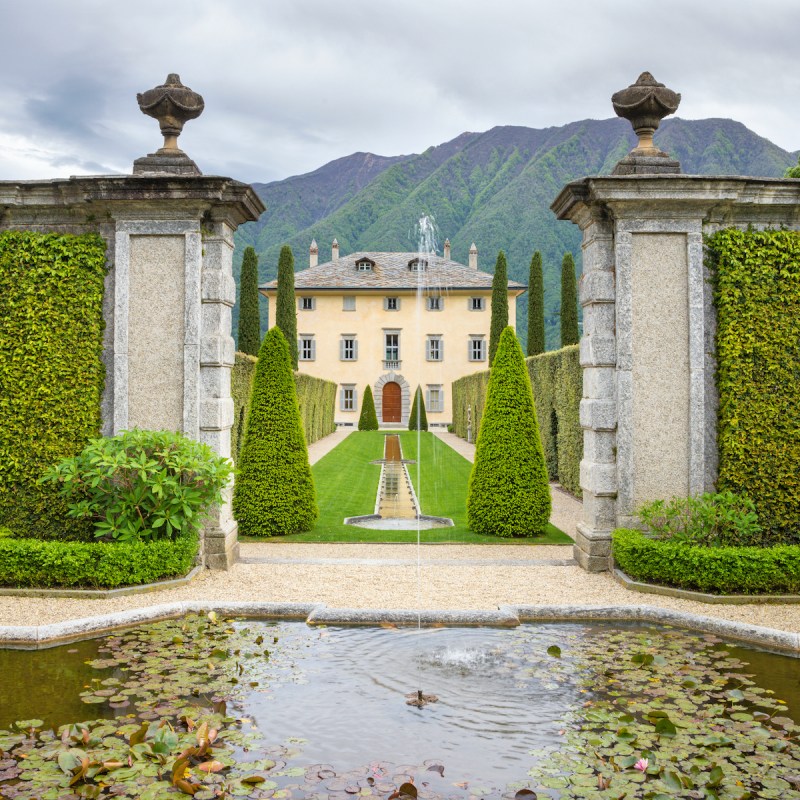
[1, 0, 798, 185]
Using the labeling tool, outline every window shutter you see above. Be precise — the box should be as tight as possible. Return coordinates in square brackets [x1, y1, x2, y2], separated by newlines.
[353, 388, 358, 410]
[353, 339, 358, 360]
[468, 340, 473, 361]
[425, 388, 432, 408]
[425, 339, 431, 361]
[439, 338, 444, 361]
[383, 297, 389, 310]
[340, 339, 345, 360]
[310, 339, 316, 360]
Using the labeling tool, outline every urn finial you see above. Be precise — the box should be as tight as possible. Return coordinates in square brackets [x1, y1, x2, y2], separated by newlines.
[133, 74, 204, 175]
[611, 72, 682, 175]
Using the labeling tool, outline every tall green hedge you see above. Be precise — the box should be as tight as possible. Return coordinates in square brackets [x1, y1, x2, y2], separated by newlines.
[452, 344, 581, 496]
[0, 231, 107, 539]
[231, 352, 336, 463]
[708, 228, 800, 541]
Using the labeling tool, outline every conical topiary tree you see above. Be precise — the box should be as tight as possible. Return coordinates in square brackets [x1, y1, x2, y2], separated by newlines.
[560, 252, 579, 347]
[467, 326, 551, 537]
[276, 245, 298, 369]
[238, 246, 261, 355]
[408, 385, 428, 431]
[489, 250, 509, 365]
[358, 385, 379, 431]
[232, 327, 317, 536]
[527, 251, 545, 356]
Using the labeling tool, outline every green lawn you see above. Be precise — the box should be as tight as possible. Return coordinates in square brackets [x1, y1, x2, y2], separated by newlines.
[243, 431, 572, 544]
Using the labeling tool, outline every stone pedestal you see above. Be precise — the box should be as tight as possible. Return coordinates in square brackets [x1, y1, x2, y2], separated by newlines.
[552, 175, 800, 571]
[0, 175, 264, 569]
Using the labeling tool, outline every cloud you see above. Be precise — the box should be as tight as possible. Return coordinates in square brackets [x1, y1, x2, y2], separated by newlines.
[0, 0, 798, 182]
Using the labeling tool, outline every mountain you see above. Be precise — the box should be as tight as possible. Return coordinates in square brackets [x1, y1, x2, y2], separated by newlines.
[233, 117, 797, 350]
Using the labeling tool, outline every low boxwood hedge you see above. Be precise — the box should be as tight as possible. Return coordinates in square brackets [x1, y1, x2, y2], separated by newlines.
[0, 532, 198, 589]
[612, 528, 800, 595]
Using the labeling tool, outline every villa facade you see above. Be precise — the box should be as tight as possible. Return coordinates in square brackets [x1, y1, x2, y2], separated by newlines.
[260, 240, 525, 426]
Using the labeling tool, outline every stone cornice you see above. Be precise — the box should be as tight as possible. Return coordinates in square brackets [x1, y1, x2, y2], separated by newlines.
[0, 174, 265, 228]
[552, 175, 800, 227]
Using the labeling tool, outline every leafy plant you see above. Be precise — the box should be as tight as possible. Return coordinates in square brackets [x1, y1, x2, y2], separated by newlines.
[560, 252, 579, 346]
[237, 246, 261, 355]
[527, 250, 545, 356]
[489, 250, 509, 365]
[275, 244, 298, 369]
[41, 429, 232, 542]
[638, 491, 763, 547]
[408, 385, 428, 431]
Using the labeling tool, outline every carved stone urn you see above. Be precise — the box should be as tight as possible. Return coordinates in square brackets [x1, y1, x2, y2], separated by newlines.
[133, 74, 204, 175]
[611, 72, 681, 175]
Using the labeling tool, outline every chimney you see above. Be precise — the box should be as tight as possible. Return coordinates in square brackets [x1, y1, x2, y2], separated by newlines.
[469, 242, 478, 269]
[332, 238, 339, 261]
[443, 238, 451, 260]
[309, 239, 318, 268]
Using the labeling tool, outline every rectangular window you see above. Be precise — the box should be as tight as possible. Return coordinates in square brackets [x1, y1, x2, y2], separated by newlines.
[468, 336, 486, 362]
[427, 295, 443, 311]
[299, 335, 316, 361]
[426, 385, 444, 412]
[470, 297, 485, 311]
[385, 332, 400, 362]
[340, 385, 357, 411]
[299, 296, 315, 311]
[426, 335, 443, 361]
[384, 296, 400, 311]
[340, 336, 358, 361]
[342, 295, 356, 311]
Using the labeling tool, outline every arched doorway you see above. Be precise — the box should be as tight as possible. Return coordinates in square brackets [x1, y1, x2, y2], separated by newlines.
[382, 381, 402, 423]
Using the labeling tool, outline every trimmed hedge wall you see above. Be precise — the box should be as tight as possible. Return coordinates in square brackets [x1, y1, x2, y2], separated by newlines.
[613, 528, 800, 595]
[0, 231, 107, 540]
[0, 532, 198, 589]
[231, 352, 336, 462]
[452, 344, 581, 496]
[708, 229, 800, 541]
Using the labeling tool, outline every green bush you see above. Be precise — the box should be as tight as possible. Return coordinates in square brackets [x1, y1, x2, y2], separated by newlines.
[527, 250, 545, 356]
[358, 385, 379, 431]
[560, 252, 579, 347]
[41, 429, 232, 542]
[0, 533, 198, 588]
[276, 245, 298, 369]
[408, 385, 428, 431]
[612, 528, 800, 595]
[0, 231, 107, 539]
[452, 344, 581, 495]
[489, 250, 509, 365]
[233, 327, 317, 536]
[708, 228, 800, 541]
[232, 352, 336, 461]
[638, 491, 764, 548]
[237, 246, 261, 355]
[467, 327, 551, 537]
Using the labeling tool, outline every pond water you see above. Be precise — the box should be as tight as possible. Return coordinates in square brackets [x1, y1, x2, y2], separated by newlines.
[1, 618, 799, 799]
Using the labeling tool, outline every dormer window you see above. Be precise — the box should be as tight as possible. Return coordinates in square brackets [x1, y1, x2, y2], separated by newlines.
[408, 257, 428, 271]
[355, 258, 375, 272]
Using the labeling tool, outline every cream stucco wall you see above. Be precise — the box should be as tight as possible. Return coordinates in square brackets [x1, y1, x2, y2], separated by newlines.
[128, 235, 186, 430]
[631, 233, 690, 506]
[267, 288, 519, 425]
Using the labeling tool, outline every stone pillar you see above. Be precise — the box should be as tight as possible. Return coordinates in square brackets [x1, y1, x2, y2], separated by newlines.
[0, 175, 264, 569]
[552, 176, 800, 571]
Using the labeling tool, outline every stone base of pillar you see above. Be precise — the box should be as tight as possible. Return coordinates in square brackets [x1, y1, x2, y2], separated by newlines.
[203, 519, 240, 570]
[573, 522, 613, 572]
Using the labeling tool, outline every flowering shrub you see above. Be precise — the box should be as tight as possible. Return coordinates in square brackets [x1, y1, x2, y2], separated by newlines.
[638, 491, 763, 548]
[41, 429, 232, 542]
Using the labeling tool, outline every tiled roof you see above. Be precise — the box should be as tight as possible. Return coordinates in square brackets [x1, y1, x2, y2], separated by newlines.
[259, 252, 526, 292]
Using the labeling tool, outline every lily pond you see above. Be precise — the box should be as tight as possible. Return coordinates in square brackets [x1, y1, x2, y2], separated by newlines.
[0, 618, 799, 800]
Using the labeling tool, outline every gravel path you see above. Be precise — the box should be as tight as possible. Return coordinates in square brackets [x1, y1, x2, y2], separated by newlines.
[1, 430, 798, 637]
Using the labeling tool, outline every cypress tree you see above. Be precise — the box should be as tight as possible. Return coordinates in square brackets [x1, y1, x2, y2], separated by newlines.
[560, 252, 579, 347]
[467, 326, 551, 537]
[232, 327, 317, 536]
[276, 245, 298, 369]
[237, 246, 261, 355]
[527, 250, 545, 356]
[489, 250, 509, 365]
[408, 385, 428, 431]
[358, 385, 379, 431]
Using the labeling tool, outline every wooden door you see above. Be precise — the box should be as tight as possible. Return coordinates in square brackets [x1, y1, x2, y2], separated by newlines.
[382, 382, 401, 423]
